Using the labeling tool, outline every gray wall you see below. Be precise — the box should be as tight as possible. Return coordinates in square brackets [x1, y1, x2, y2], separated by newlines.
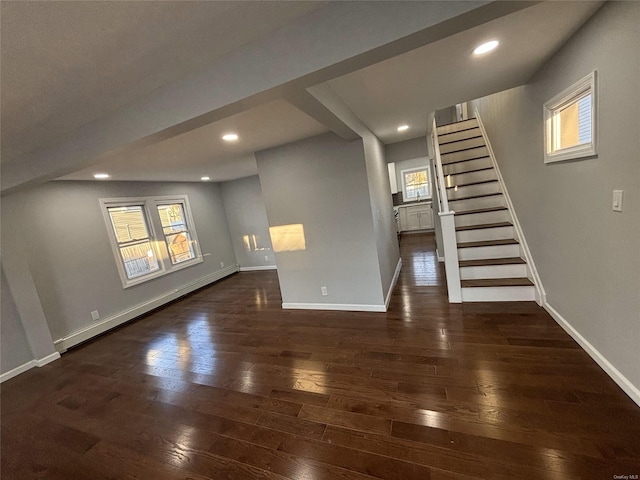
[220, 175, 275, 269]
[256, 133, 385, 307]
[385, 137, 428, 165]
[435, 106, 457, 126]
[1, 180, 236, 342]
[362, 134, 401, 298]
[1, 268, 33, 374]
[469, 2, 640, 390]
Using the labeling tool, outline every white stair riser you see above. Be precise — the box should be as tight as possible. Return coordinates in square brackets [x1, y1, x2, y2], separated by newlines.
[455, 209, 510, 227]
[445, 169, 496, 187]
[450, 194, 505, 212]
[448, 181, 500, 200]
[442, 157, 493, 175]
[437, 119, 479, 135]
[460, 263, 528, 280]
[456, 226, 514, 243]
[461, 286, 536, 302]
[441, 146, 488, 164]
[439, 136, 485, 154]
[458, 243, 521, 261]
[438, 127, 482, 144]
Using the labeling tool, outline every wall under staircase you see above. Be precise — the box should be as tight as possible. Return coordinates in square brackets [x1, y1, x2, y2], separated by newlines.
[435, 118, 536, 302]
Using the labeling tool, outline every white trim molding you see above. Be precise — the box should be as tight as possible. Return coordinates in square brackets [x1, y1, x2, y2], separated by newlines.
[282, 302, 387, 313]
[54, 265, 239, 352]
[239, 265, 277, 272]
[474, 109, 546, 306]
[385, 258, 403, 309]
[1, 352, 60, 383]
[544, 302, 640, 408]
[543, 71, 597, 164]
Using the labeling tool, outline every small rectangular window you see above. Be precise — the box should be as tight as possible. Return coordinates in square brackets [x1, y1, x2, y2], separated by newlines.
[100, 195, 202, 288]
[401, 167, 430, 201]
[544, 71, 597, 163]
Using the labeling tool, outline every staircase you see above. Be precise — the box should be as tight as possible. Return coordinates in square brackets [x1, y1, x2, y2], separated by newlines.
[436, 118, 536, 302]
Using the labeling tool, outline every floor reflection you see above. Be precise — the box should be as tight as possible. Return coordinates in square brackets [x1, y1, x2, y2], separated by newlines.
[145, 316, 217, 376]
[396, 233, 445, 287]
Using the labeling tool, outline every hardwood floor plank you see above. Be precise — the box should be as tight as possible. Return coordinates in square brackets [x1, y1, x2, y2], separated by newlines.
[257, 410, 327, 440]
[324, 425, 488, 476]
[298, 404, 392, 435]
[2, 232, 638, 479]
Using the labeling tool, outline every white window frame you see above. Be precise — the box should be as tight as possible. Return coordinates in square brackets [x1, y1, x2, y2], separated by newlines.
[100, 195, 203, 288]
[401, 166, 431, 201]
[544, 71, 597, 164]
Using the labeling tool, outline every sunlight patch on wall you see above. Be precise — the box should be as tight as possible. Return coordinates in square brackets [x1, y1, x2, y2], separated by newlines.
[269, 224, 306, 253]
[242, 234, 270, 252]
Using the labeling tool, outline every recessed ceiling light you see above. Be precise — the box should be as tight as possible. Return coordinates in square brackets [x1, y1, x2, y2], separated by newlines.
[397, 125, 410, 132]
[201, 176, 211, 181]
[473, 40, 499, 56]
[222, 133, 239, 141]
[93, 173, 110, 179]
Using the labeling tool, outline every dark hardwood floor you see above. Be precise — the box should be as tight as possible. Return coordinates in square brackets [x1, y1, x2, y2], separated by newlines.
[2, 233, 639, 479]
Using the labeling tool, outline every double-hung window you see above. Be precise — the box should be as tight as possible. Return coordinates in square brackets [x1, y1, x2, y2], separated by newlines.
[107, 204, 160, 280]
[544, 71, 597, 163]
[100, 195, 202, 288]
[157, 202, 196, 265]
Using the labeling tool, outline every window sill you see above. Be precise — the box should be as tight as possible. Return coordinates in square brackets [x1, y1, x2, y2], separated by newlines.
[122, 256, 203, 289]
[544, 145, 597, 164]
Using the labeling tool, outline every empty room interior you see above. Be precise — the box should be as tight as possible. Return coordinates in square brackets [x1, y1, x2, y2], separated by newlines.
[1, 1, 639, 479]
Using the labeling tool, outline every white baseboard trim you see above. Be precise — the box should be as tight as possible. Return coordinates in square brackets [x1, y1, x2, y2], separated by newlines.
[54, 265, 239, 352]
[239, 265, 277, 272]
[282, 302, 387, 313]
[34, 352, 61, 367]
[385, 258, 403, 310]
[1, 352, 61, 383]
[1, 361, 35, 383]
[544, 302, 640, 407]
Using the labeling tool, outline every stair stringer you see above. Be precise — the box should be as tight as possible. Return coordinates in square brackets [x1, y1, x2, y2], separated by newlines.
[474, 109, 546, 306]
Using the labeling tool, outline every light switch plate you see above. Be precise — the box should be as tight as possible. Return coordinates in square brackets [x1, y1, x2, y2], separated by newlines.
[613, 190, 624, 212]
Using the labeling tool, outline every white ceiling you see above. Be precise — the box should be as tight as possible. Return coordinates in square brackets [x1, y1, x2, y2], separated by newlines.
[328, 1, 603, 144]
[1, 1, 603, 184]
[60, 99, 328, 182]
[0, 1, 326, 163]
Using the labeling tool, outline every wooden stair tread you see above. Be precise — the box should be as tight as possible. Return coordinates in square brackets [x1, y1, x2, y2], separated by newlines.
[448, 192, 502, 202]
[438, 133, 482, 145]
[436, 119, 478, 132]
[446, 179, 497, 189]
[461, 277, 534, 288]
[440, 142, 486, 155]
[454, 206, 507, 216]
[445, 166, 494, 177]
[441, 154, 490, 166]
[456, 222, 513, 231]
[459, 257, 526, 267]
[457, 238, 519, 248]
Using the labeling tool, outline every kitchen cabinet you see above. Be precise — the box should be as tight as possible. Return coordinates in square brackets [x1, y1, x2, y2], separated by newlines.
[388, 163, 398, 194]
[398, 203, 433, 232]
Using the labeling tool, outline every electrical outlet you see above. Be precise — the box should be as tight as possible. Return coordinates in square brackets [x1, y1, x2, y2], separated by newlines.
[265, 255, 269, 261]
[321, 286, 328, 296]
[91, 310, 100, 321]
[220, 261, 225, 268]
